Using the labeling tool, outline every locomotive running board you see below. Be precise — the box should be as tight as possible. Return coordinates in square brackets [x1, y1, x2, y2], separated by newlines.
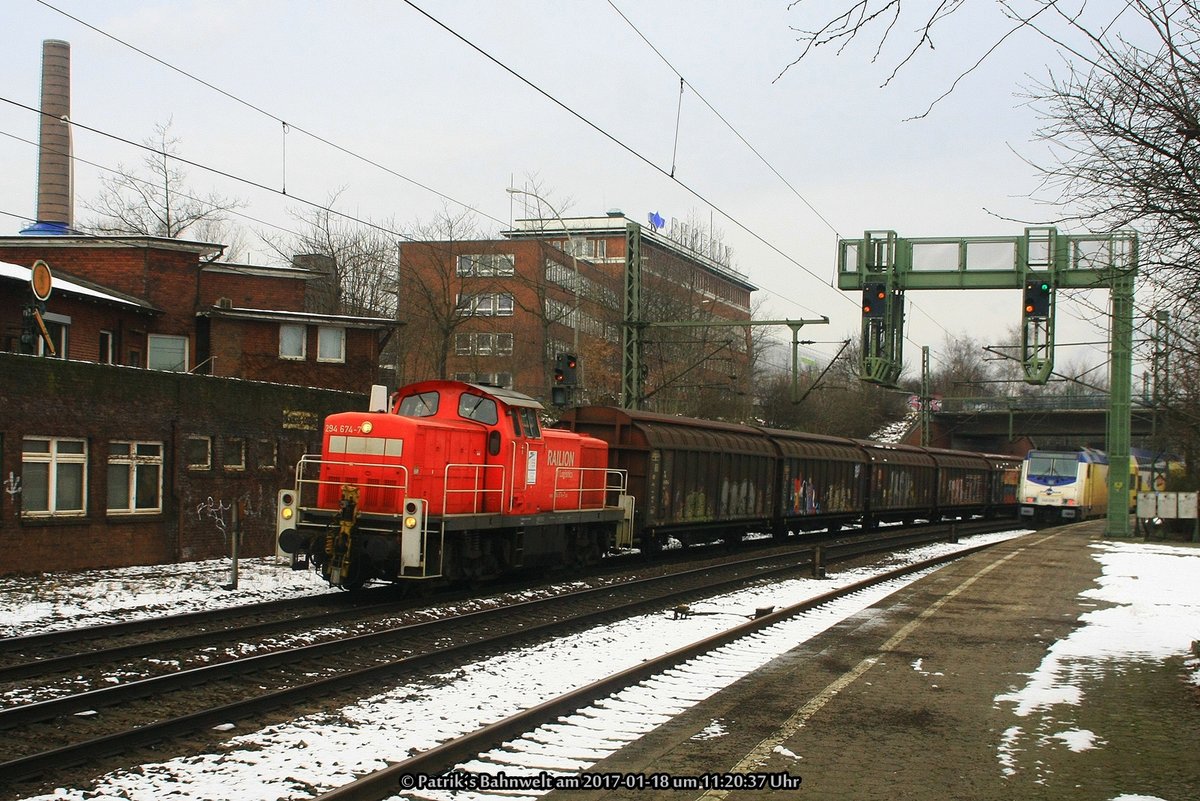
[437, 507, 626, 531]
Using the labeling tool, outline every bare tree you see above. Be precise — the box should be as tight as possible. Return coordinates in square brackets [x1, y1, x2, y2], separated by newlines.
[395, 207, 494, 383]
[780, 3, 1200, 303]
[81, 120, 246, 251]
[262, 191, 400, 318]
[758, 336, 905, 436]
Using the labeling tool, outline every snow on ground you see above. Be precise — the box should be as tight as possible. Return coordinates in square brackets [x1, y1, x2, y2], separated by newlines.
[5, 531, 1198, 801]
[995, 540, 1200, 783]
[0, 557, 336, 638]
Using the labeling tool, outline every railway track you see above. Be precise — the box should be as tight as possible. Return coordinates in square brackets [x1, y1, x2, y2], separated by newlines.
[0, 518, 1016, 796]
[314, 533, 1009, 801]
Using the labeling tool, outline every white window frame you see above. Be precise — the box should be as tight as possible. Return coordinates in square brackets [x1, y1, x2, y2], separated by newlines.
[317, 326, 345, 363]
[21, 436, 87, 517]
[107, 441, 163, 515]
[147, 334, 189, 372]
[222, 437, 247, 471]
[457, 253, 515, 277]
[186, 436, 212, 470]
[99, 330, 114, 364]
[279, 324, 307, 360]
[36, 312, 70, 359]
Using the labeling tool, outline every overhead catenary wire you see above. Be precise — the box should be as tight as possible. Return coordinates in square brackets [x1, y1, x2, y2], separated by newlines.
[33, 0, 841, 322]
[605, 0, 844, 239]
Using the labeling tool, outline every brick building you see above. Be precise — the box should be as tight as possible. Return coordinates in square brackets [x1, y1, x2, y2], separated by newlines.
[396, 213, 757, 416]
[0, 236, 396, 391]
[0, 236, 397, 574]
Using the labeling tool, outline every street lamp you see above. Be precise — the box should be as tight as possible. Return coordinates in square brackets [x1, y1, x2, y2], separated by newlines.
[506, 187, 584, 385]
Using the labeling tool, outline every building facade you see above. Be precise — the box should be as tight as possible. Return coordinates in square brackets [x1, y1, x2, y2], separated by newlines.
[395, 214, 757, 417]
[0, 237, 396, 392]
[0, 236, 396, 574]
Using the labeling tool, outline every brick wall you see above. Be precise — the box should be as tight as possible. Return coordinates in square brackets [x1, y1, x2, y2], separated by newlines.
[207, 318, 381, 392]
[0, 352, 366, 575]
[201, 268, 307, 310]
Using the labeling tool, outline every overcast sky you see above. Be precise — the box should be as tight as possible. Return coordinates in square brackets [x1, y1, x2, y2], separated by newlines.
[0, 1, 1140, 383]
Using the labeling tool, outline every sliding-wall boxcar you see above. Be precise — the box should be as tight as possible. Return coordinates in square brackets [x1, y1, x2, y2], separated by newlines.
[927, 447, 993, 517]
[765, 428, 867, 534]
[856, 440, 938, 526]
[557, 406, 777, 550]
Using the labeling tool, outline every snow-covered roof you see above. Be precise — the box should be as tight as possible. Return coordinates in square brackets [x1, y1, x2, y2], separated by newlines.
[0, 259, 157, 312]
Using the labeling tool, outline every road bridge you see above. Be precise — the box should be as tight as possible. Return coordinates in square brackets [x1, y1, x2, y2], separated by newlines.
[911, 396, 1160, 454]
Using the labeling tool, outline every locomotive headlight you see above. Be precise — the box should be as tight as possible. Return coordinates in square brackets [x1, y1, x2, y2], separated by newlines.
[404, 516, 418, 529]
[281, 507, 294, 521]
[361, 421, 373, 434]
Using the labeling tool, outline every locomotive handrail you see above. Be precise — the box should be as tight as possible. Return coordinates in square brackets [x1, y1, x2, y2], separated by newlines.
[551, 467, 629, 511]
[443, 463, 506, 515]
[293, 454, 411, 511]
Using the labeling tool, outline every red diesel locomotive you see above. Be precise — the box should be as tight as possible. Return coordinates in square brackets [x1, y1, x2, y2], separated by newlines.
[276, 380, 630, 589]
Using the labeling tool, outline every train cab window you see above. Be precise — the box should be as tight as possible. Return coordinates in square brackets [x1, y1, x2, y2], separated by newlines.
[518, 408, 541, 439]
[398, 391, 440, 418]
[509, 409, 522, 437]
[458, 393, 499, 425]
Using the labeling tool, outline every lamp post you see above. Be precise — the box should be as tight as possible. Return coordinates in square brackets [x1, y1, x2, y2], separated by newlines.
[506, 187, 583, 391]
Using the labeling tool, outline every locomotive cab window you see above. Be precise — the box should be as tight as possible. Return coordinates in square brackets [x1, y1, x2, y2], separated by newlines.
[509, 409, 522, 437]
[518, 408, 541, 439]
[398, 391, 439, 418]
[458, 393, 498, 425]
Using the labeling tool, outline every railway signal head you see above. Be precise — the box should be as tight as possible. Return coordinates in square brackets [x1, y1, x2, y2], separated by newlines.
[862, 283, 887, 318]
[276, 489, 301, 555]
[1022, 279, 1052, 318]
[555, 352, 578, 386]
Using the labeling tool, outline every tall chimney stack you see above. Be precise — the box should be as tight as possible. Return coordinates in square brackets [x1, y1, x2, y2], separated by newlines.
[34, 39, 73, 232]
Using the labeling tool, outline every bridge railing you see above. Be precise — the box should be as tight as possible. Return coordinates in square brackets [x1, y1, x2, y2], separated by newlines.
[938, 395, 1154, 414]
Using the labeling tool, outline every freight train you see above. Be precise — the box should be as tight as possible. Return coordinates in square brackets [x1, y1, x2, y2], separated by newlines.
[277, 380, 1021, 589]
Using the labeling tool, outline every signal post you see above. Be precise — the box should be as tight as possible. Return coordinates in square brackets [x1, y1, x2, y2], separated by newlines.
[838, 227, 1139, 538]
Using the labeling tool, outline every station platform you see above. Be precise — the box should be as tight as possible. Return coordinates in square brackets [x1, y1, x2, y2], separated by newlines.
[549, 522, 1200, 801]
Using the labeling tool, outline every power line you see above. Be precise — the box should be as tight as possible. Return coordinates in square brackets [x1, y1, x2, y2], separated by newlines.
[1, 95, 422, 247]
[36, 0, 843, 322]
[605, 0, 843, 239]
[397, 0, 840, 319]
[34, 0, 509, 232]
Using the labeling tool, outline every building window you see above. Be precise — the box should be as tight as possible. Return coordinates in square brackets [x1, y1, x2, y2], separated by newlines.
[99, 331, 114, 364]
[107, 441, 163, 514]
[317, 326, 345, 363]
[127, 348, 142, 367]
[21, 436, 87, 516]
[222, 437, 246, 471]
[147, 334, 189, 372]
[454, 332, 514, 356]
[280, 324, 306, 360]
[456, 293, 515, 317]
[186, 436, 212, 470]
[36, 313, 70, 359]
[457, 253, 515, 277]
[257, 438, 277, 470]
